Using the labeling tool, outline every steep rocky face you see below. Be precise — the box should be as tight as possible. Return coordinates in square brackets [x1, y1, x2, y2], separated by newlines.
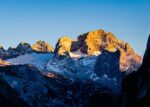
[94, 50, 121, 81]
[54, 29, 141, 72]
[122, 35, 150, 107]
[6, 42, 33, 59]
[7, 47, 19, 56]
[16, 42, 33, 53]
[0, 41, 54, 59]
[32, 40, 54, 52]
[54, 36, 73, 56]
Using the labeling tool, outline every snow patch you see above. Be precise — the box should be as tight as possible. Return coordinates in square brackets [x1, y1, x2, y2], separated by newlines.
[69, 49, 88, 58]
[6, 52, 53, 70]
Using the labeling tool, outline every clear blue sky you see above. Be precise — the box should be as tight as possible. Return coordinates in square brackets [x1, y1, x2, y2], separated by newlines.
[0, 0, 149, 56]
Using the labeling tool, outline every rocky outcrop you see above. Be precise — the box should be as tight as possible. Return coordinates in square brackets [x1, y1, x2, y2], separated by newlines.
[54, 29, 141, 72]
[32, 40, 54, 52]
[6, 42, 33, 59]
[122, 35, 150, 107]
[94, 50, 121, 81]
[16, 42, 33, 53]
[0, 41, 54, 59]
[54, 36, 73, 56]
[7, 47, 20, 58]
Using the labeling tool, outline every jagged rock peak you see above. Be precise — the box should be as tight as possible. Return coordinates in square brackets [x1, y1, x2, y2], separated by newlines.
[16, 42, 32, 52]
[54, 29, 137, 56]
[94, 49, 121, 80]
[54, 36, 73, 56]
[32, 40, 54, 52]
[54, 29, 141, 72]
[79, 30, 135, 54]
[16, 42, 31, 49]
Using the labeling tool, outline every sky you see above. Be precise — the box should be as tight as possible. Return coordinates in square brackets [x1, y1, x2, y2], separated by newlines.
[0, 0, 149, 56]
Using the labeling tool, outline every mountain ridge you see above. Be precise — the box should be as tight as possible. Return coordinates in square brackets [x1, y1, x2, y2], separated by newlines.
[0, 31, 149, 107]
[54, 29, 142, 72]
[0, 29, 142, 72]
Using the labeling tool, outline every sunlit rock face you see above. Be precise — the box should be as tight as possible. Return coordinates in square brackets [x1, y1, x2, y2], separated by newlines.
[32, 40, 54, 52]
[54, 29, 142, 72]
[54, 36, 73, 56]
[122, 35, 150, 107]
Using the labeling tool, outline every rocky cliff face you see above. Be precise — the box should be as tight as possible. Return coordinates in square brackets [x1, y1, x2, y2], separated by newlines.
[54, 29, 141, 72]
[16, 42, 33, 53]
[94, 50, 121, 81]
[32, 40, 54, 52]
[0, 41, 53, 59]
[122, 35, 150, 107]
[54, 36, 73, 56]
[6, 42, 33, 59]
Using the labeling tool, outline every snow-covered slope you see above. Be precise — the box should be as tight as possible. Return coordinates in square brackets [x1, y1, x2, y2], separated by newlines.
[6, 52, 54, 70]
[5, 50, 121, 93]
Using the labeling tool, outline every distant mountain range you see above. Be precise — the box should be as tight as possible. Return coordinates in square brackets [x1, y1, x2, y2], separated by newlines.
[0, 29, 148, 107]
[0, 29, 141, 72]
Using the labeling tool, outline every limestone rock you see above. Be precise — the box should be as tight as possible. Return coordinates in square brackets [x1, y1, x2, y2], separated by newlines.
[32, 40, 54, 52]
[54, 36, 73, 56]
[54, 29, 141, 72]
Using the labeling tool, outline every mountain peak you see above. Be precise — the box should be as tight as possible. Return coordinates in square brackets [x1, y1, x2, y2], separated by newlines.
[16, 42, 32, 52]
[54, 36, 73, 56]
[32, 40, 54, 52]
[17, 42, 31, 48]
[54, 29, 141, 72]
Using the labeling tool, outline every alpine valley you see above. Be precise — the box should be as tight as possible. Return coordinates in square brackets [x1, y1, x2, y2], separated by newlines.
[0, 29, 149, 107]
